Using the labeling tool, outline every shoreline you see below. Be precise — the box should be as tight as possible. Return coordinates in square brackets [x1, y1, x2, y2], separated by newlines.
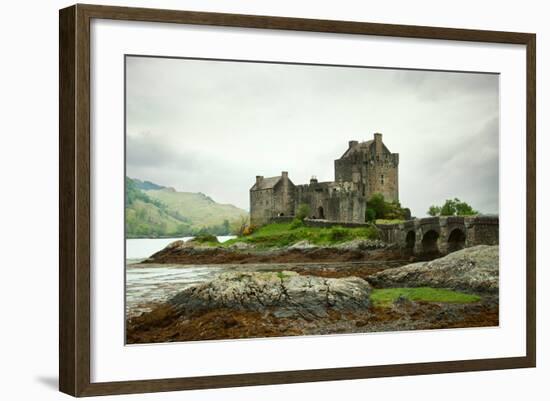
[140, 243, 415, 266]
[125, 242, 499, 344]
[127, 294, 499, 344]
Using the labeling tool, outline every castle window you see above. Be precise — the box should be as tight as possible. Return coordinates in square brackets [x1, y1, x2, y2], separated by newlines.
[381, 174, 384, 185]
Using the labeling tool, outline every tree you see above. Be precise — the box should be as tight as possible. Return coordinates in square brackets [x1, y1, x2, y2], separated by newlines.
[427, 198, 478, 217]
[427, 205, 441, 217]
[222, 219, 230, 234]
[453, 200, 478, 216]
[366, 193, 408, 221]
[234, 215, 250, 236]
[367, 193, 388, 219]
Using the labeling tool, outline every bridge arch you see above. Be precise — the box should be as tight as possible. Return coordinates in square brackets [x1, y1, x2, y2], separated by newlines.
[421, 229, 440, 254]
[447, 228, 466, 253]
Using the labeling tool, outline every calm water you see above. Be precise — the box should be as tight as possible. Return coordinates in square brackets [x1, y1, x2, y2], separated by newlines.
[126, 236, 235, 316]
[126, 264, 225, 316]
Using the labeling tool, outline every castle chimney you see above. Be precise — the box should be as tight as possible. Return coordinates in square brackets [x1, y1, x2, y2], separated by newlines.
[310, 175, 318, 184]
[256, 175, 263, 185]
[374, 133, 383, 154]
[282, 171, 288, 179]
[349, 140, 358, 148]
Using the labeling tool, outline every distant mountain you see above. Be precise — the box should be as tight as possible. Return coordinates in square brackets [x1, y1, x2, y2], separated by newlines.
[131, 178, 166, 191]
[125, 177, 248, 238]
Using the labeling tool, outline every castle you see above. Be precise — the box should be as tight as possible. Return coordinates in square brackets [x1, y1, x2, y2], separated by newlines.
[250, 133, 399, 226]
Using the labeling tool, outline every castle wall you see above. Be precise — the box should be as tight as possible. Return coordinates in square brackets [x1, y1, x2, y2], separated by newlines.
[334, 142, 399, 202]
[250, 175, 296, 226]
[294, 181, 365, 223]
[366, 154, 399, 202]
[250, 188, 275, 227]
[334, 158, 355, 183]
[274, 174, 296, 218]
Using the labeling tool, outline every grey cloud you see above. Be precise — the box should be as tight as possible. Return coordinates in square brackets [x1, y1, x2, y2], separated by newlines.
[126, 56, 499, 215]
[393, 69, 499, 102]
[126, 131, 200, 171]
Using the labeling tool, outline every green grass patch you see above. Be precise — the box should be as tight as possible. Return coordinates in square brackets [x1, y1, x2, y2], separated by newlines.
[371, 287, 481, 307]
[276, 271, 292, 280]
[222, 221, 378, 249]
[190, 233, 219, 245]
[375, 219, 406, 225]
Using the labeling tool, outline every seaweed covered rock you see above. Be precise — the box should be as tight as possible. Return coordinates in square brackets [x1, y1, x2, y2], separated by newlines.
[168, 271, 372, 319]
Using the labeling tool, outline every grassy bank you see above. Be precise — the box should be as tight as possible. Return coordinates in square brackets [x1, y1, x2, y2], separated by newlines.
[223, 221, 379, 249]
[371, 287, 481, 307]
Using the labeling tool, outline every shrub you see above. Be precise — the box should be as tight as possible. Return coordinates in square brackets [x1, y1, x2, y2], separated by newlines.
[295, 204, 311, 221]
[242, 225, 256, 236]
[192, 233, 219, 243]
[290, 218, 304, 230]
[367, 193, 388, 218]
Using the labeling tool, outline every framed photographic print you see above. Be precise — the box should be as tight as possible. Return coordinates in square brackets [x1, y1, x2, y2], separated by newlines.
[59, 4, 536, 397]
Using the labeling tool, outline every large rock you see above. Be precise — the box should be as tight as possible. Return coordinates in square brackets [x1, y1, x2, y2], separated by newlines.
[169, 271, 372, 319]
[368, 245, 499, 293]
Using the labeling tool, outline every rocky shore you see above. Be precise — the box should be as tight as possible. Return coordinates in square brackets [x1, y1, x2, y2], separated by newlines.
[141, 238, 408, 265]
[126, 245, 499, 344]
[368, 245, 499, 293]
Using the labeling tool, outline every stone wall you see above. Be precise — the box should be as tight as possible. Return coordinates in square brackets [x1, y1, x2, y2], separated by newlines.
[270, 216, 371, 228]
[465, 215, 499, 246]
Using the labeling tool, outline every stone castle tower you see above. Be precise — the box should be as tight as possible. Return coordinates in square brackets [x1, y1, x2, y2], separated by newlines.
[250, 133, 399, 226]
[334, 133, 399, 202]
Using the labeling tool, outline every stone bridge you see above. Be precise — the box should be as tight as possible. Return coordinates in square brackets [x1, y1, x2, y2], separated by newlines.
[377, 215, 499, 255]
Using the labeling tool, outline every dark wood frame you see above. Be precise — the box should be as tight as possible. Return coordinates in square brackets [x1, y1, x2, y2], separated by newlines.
[59, 3, 536, 397]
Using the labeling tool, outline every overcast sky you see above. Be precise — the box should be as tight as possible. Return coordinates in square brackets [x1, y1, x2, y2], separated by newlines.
[126, 56, 499, 217]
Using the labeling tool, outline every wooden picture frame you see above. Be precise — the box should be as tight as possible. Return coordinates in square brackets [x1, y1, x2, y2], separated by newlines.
[59, 3, 536, 397]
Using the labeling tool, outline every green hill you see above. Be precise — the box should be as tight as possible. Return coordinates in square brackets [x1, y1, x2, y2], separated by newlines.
[125, 177, 248, 238]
